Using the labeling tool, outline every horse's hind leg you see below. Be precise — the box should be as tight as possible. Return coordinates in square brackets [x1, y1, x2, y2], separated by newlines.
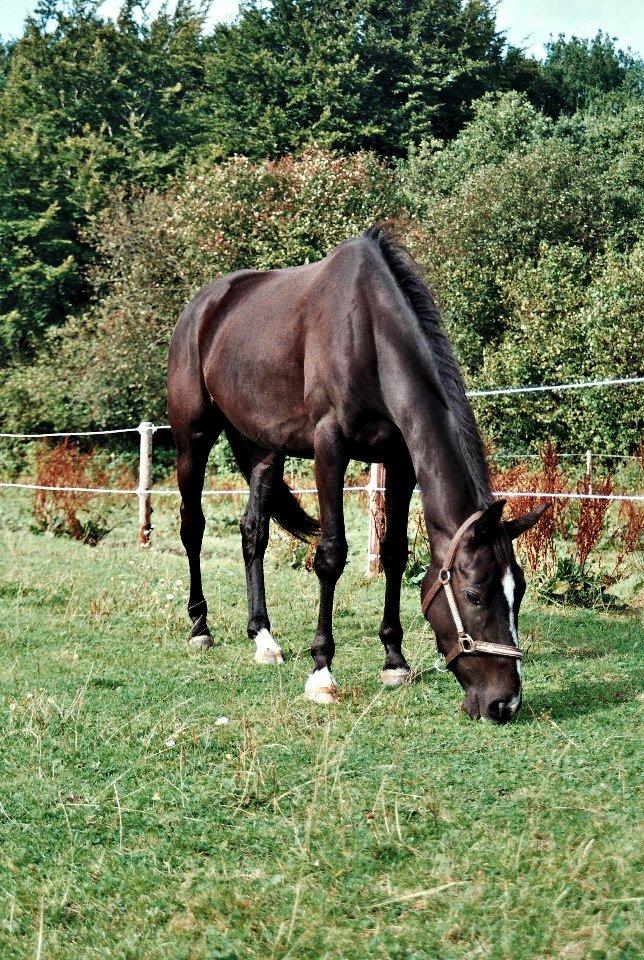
[176, 424, 220, 648]
[379, 455, 416, 686]
[241, 449, 285, 665]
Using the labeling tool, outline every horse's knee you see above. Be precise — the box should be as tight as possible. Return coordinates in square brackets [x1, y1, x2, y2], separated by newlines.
[180, 502, 205, 550]
[380, 535, 408, 576]
[314, 537, 348, 582]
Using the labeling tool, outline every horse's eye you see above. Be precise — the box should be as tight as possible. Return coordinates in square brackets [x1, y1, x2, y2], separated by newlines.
[466, 590, 481, 605]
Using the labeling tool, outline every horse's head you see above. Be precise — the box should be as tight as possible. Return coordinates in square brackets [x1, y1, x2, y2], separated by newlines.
[421, 500, 549, 723]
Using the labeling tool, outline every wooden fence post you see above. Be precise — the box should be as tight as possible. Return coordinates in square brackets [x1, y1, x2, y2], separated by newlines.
[366, 462, 386, 576]
[585, 449, 593, 495]
[138, 421, 154, 546]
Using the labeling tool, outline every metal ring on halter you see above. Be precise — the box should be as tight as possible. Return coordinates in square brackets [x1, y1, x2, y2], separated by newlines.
[439, 568, 451, 584]
[460, 635, 475, 652]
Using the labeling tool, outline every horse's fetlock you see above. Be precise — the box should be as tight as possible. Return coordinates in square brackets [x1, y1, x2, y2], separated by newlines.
[311, 632, 334, 668]
[248, 618, 270, 638]
[379, 624, 403, 646]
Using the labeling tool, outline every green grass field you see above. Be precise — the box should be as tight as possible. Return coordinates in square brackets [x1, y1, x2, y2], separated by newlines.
[0, 499, 642, 959]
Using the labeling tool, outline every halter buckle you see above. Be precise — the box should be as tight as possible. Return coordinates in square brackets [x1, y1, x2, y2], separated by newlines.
[460, 634, 475, 653]
[439, 568, 451, 584]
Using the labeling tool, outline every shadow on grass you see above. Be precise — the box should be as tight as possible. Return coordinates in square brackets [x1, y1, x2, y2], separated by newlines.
[518, 679, 640, 722]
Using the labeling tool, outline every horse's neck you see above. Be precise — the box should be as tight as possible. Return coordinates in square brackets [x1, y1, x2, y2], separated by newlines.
[381, 361, 480, 558]
[416, 456, 479, 563]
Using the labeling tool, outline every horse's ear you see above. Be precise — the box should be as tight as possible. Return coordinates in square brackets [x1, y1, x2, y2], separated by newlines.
[471, 500, 506, 542]
[505, 502, 551, 539]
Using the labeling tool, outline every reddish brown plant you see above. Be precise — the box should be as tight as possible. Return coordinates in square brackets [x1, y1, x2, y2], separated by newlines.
[34, 441, 111, 541]
[615, 500, 644, 572]
[575, 473, 614, 572]
[491, 443, 566, 573]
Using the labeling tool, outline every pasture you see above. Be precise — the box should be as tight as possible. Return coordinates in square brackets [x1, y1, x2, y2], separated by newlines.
[0, 500, 642, 960]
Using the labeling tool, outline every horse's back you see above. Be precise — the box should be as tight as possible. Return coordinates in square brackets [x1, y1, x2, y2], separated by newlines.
[168, 237, 391, 451]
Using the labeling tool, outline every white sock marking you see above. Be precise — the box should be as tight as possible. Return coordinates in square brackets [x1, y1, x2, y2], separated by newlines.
[502, 567, 522, 679]
[254, 629, 283, 663]
[305, 666, 337, 693]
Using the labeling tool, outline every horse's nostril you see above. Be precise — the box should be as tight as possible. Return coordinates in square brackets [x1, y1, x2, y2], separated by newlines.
[487, 698, 520, 724]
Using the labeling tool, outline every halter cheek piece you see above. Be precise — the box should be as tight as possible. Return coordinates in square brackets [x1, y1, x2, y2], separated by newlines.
[421, 510, 523, 669]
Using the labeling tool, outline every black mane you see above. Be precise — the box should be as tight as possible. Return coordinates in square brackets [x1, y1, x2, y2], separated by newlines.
[365, 223, 494, 509]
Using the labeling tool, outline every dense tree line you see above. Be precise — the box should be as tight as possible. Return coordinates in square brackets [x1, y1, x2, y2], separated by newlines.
[0, 0, 642, 451]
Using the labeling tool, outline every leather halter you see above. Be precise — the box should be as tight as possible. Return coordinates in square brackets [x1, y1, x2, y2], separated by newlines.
[421, 510, 523, 669]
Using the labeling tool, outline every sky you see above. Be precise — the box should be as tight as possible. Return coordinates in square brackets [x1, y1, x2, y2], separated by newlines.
[0, 0, 643, 59]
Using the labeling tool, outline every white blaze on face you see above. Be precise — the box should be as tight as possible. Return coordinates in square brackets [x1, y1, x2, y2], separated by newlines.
[502, 566, 522, 680]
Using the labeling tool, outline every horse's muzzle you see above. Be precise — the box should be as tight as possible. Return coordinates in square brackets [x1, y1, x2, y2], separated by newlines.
[461, 690, 521, 723]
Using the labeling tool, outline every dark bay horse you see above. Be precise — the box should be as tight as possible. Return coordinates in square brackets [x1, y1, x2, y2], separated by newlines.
[168, 225, 547, 722]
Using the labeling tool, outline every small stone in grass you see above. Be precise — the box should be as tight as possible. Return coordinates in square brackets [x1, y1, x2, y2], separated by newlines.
[215, 716, 229, 726]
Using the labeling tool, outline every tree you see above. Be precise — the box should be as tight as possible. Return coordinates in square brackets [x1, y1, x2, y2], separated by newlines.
[205, 0, 513, 158]
[404, 91, 552, 202]
[0, 150, 401, 430]
[0, 0, 212, 359]
[541, 32, 642, 115]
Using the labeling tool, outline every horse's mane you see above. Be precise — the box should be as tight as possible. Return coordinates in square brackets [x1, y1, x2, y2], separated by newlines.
[364, 223, 494, 510]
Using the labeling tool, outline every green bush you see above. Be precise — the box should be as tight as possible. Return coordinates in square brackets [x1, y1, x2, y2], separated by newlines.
[2, 94, 642, 456]
[403, 91, 552, 204]
[475, 243, 644, 452]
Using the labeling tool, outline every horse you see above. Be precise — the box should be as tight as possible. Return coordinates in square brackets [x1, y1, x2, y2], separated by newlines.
[167, 224, 548, 722]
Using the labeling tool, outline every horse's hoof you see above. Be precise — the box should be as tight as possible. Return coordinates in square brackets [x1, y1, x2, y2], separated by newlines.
[253, 629, 284, 665]
[380, 667, 411, 687]
[188, 634, 213, 650]
[304, 668, 339, 704]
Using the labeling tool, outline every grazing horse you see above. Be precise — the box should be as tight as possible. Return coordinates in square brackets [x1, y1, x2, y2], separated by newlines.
[168, 225, 547, 722]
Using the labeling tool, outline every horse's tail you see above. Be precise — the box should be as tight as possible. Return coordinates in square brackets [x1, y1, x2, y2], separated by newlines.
[224, 425, 320, 543]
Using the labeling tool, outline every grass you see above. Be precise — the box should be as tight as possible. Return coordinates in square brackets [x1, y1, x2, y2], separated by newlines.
[0, 496, 642, 959]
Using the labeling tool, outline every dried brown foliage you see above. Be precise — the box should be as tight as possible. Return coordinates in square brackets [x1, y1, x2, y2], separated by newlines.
[491, 442, 566, 572]
[33, 441, 110, 541]
[575, 474, 613, 572]
[615, 501, 644, 572]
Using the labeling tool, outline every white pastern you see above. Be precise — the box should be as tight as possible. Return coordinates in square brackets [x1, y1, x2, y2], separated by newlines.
[253, 629, 284, 665]
[502, 567, 522, 678]
[188, 634, 213, 649]
[380, 667, 411, 687]
[304, 666, 339, 704]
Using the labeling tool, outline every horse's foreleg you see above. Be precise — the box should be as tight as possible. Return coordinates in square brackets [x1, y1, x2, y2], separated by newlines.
[305, 417, 349, 704]
[241, 451, 285, 665]
[379, 455, 416, 686]
[177, 432, 217, 648]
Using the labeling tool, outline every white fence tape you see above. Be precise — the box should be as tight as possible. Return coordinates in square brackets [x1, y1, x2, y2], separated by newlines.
[1, 374, 642, 440]
[1, 481, 641, 502]
[0, 427, 140, 439]
[466, 375, 644, 397]
[1, 374, 642, 541]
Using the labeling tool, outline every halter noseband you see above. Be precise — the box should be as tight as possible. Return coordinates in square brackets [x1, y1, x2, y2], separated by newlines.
[421, 510, 523, 669]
